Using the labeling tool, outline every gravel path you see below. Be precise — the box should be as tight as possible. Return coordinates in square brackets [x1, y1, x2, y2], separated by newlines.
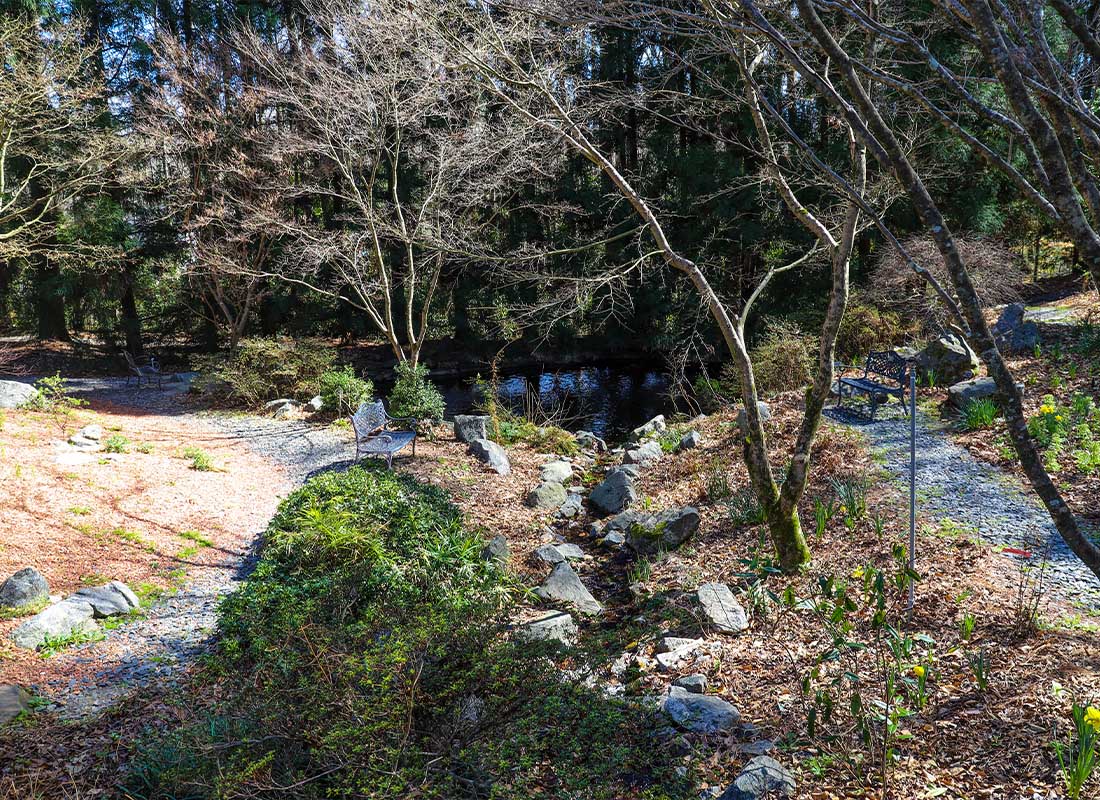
[827, 401, 1100, 613]
[39, 378, 352, 719]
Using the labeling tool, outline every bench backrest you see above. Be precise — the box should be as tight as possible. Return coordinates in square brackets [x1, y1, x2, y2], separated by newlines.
[351, 400, 387, 436]
[864, 350, 907, 384]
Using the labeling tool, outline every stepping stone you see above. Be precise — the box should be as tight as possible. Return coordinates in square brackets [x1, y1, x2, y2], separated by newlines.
[514, 611, 577, 645]
[697, 582, 749, 634]
[70, 581, 140, 618]
[534, 562, 602, 615]
[673, 674, 707, 694]
[661, 686, 739, 733]
[527, 481, 567, 509]
[718, 755, 796, 799]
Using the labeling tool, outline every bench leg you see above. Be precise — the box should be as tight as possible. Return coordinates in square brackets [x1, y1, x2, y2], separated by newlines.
[386, 453, 394, 470]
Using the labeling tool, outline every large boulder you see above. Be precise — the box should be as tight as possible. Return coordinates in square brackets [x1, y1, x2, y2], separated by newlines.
[623, 440, 663, 468]
[0, 685, 31, 726]
[468, 438, 511, 476]
[661, 686, 740, 733]
[916, 334, 979, 386]
[0, 380, 36, 409]
[623, 507, 701, 556]
[630, 415, 666, 442]
[70, 581, 140, 618]
[534, 561, 602, 615]
[947, 376, 1025, 410]
[540, 460, 573, 485]
[514, 611, 577, 645]
[527, 481, 568, 509]
[0, 568, 49, 609]
[589, 467, 638, 516]
[992, 302, 1039, 354]
[697, 582, 749, 634]
[454, 415, 490, 444]
[11, 599, 97, 650]
[718, 756, 796, 800]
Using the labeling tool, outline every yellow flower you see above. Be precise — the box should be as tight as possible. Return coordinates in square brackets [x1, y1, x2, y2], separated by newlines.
[1055, 415, 1063, 422]
[851, 566, 866, 579]
[912, 665, 926, 679]
[1086, 706, 1100, 733]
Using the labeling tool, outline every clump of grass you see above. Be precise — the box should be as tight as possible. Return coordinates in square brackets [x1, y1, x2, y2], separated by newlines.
[38, 626, 105, 658]
[68, 506, 92, 516]
[727, 486, 766, 525]
[110, 527, 156, 552]
[79, 572, 110, 586]
[180, 446, 214, 471]
[136, 442, 154, 454]
[103, 434, 130, 453]
[961, 397, 999, 430]
[0, 597, 49, 620]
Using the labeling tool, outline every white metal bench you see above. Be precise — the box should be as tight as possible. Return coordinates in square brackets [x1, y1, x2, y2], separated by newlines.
[124, 351, 163, 389]
[350, 400, 417, 469]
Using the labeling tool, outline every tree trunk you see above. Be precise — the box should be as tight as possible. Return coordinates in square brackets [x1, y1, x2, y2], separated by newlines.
[120, 267, 143, 355]
[35, 262, 70, 341]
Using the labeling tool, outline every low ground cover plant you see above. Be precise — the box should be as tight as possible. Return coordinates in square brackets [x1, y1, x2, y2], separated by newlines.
[126, 466, 686, 799]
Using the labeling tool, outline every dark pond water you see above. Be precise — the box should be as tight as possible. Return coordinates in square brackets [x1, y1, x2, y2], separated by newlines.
[434, 365, 679, 442]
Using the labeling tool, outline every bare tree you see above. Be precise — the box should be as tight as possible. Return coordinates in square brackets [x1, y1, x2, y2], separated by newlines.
[441, 0, 884, 570]
[727, 0, 1100, 580]
[145, 37, 276, 350]
[0, 15, 117, 260]
[189, 0, 553, 367]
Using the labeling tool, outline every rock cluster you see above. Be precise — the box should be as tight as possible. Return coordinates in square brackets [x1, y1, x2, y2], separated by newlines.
[10, 579, 140, 650]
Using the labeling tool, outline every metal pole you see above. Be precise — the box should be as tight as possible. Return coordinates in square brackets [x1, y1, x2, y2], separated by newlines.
[908, 362, 917, 617]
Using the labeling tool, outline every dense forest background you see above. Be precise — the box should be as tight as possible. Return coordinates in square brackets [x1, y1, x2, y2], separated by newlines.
[1, 0, 1079, 375]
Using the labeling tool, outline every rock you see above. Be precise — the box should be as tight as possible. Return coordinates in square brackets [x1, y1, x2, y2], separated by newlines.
[624, 507, 701, 556]
[454, 414, 490, 444]
[0, 685, 31, 726]
[574, 431, 607, 452]
[738, 740, 776, 756]
[482, 535, 510, 565]
[736, 402, 771, 435]
[0, 380, 36, 409]
[67, 433, 101, 450]
[673, 674, 708, 694]
[589, 467, 638, 515]
[514, 611, 577, 645]
[661, 686, 740, 733]
[11, 599, 97, 650]
[992, 302, 1040, 354]
[697, 583, 749, 634]
[79, 424, 103, 441]
[0, 568, 49, 609]
[630, 415, 666, 442]
[623, 440, 663, 467]
[601, 531, 626, 548]
[658, 636, 700, 653]
[656, 638, 704, 672]
[699, 789, 724, 800]
[468, 438, 511, 475]
[70, 581, 140, 618]
[558, 494, 583, 519]
[718, 756, 796, 800]
[534, 561, 602, 615]
[916, 334, 979, 386]
[535, 544, 567, 565]
[677, 431, 702, 452]
[527, 481, 568, 509]
[307, 395, 324, 412]
[264, 398, 298, 410]
[947, 376, 1024, 409]
[540, 460, 573, 484]
[556, 543, 585, 560]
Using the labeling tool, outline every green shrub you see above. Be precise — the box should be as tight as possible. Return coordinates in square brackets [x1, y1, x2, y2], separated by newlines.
[317, 365, 374, 416]
[691, 375, 725, 413]
[387, 361, 445, 423]
[103, 433, 130, 453]
[835, 301, 915, 362]
[24, 373, 86, 415]
[193, 337, 334, 406]
[125, 466, 688, 799]
[961, 398, 999, 431]
[749, 319, 817, 396]
[181, 446, 213, 472]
